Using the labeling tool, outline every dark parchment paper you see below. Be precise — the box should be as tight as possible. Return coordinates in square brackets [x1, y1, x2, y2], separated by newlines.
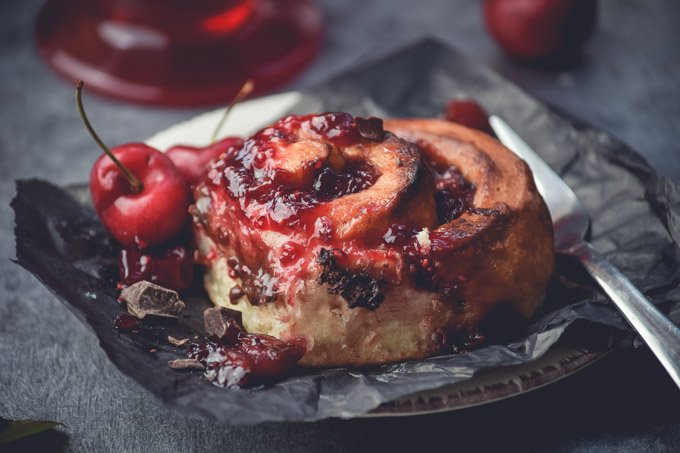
[12, 39, 680, 424]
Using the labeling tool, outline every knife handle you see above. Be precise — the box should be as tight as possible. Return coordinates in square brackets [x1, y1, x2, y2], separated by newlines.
[568, 241, 680, 389]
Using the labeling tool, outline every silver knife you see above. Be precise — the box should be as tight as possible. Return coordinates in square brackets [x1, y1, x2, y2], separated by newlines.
[490, 115, 680, 389]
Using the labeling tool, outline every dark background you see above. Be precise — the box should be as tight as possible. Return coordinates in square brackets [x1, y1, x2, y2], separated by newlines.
[1, 0, 679, 451]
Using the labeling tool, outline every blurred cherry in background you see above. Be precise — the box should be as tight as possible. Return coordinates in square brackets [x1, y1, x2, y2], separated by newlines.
[35, 0, 323, 106]
[443, 99, 492, 134]
[484, 0, 597, 66]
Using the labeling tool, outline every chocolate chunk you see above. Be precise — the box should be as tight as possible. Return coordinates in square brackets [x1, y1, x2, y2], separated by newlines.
[120, 281, 185, 319]
[356, 116, 384, 141]
[167, 335, 189, 347]
[168, 358, 204, 370]
[317, 248, 385, 310]
[340, 273, 384, 310]
[203, 306, 243, 342]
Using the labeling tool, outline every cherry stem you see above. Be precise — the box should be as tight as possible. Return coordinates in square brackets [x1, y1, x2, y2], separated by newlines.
[75, 80, 143, 193]
[211, 79, 254, 144]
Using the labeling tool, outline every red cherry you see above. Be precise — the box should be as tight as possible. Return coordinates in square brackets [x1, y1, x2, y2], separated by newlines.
[166, 137, 244, 187]
[119, 245, 194, 291]
[444, 99, 492, 134]
[77, 81, 191, 249]
[90, 144, 191, 248]
[484, 0, 597, 60]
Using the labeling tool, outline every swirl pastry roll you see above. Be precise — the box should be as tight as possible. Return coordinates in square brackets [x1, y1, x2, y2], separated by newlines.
[192, 113, 554, 366]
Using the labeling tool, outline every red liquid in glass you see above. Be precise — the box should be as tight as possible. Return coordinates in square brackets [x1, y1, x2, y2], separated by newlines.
[35, 0, 323, 106]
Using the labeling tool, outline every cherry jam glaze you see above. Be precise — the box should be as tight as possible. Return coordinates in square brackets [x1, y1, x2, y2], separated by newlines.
[194, 113, 381, 302]
[188, 330, 306, 388]
[118, 245, 194, 291]
[202, 112, 378, 230]
[194, 112, 477, 306]
[313, 155, 477, 302]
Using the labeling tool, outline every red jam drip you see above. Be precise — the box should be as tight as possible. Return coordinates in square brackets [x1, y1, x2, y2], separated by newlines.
[114, 313, 138, 332]
[118, 245, 194, 291]
[188, 333, 306, 388]
[206, 113, 378, 231]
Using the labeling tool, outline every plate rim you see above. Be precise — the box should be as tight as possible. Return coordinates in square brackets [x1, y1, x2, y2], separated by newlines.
[364, 347, 608, 417]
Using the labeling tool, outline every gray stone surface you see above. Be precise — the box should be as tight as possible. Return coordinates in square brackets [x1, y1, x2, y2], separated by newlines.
[1, 0, 679, 451]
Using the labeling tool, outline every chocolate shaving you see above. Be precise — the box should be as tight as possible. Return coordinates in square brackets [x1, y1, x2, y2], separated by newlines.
[120, 281, 185, 319]
[203, 306, 243, 342]
[317, 248, 385, 310]
[168, 358, 204, 370]
[167, 335, 189, 347]
[356, 116, 384, 141]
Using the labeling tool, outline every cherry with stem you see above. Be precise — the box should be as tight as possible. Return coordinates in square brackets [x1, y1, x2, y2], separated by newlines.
[210, 79, 254, 144]
[76, 80, 143, 192]
[81, 80, 191, 249]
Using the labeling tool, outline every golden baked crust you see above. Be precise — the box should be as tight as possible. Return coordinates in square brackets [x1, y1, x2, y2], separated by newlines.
[385, 119, 555, 320]
[193, 114, 554, 366]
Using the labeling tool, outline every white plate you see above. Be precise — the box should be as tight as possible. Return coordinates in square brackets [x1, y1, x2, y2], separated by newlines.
[146, 91, 302, 150]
